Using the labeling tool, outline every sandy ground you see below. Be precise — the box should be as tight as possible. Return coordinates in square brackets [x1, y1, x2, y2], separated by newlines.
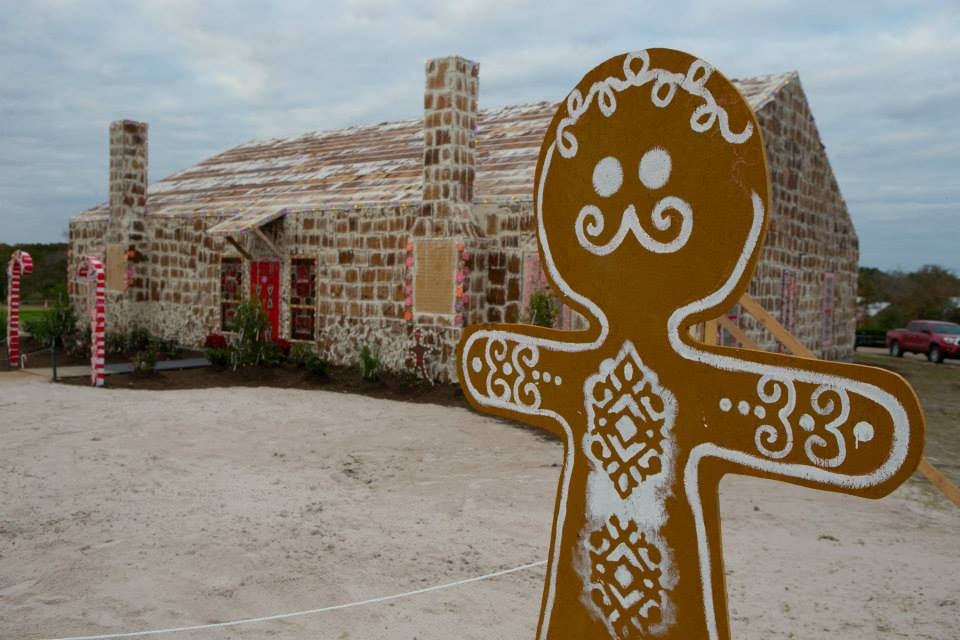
[1, 373, 957, 639]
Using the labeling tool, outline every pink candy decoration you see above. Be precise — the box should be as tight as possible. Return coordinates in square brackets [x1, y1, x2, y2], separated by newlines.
[77, 256, 106, 387]
[6, 250, 33, 368]
[405, 256, 414, 267]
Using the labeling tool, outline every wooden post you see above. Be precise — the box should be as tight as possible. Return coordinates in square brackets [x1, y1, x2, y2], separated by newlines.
[738, 293, 813, 358]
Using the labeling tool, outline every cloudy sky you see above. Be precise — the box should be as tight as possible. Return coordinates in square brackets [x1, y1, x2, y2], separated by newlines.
[1, 0, 957, 271]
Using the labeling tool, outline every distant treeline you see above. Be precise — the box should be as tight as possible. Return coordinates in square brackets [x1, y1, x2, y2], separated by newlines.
[0, 243, 68, 305]
[859, 265, 960, 330]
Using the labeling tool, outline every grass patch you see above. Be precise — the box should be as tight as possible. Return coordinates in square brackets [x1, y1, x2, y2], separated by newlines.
[0, 304, 48, 328]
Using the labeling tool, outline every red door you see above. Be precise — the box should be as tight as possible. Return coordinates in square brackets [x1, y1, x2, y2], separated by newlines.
[250, 261, 281, 341]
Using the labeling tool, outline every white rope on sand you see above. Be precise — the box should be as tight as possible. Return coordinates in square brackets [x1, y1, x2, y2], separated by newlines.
[41, 560, 547, 640]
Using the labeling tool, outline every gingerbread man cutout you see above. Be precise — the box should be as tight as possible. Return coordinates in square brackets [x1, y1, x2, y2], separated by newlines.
[457, 49, 924, 640]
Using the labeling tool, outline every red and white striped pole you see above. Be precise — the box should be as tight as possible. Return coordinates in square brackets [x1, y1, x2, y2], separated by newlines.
[6, 250, 34, 369]
[77, 256, 106, 387]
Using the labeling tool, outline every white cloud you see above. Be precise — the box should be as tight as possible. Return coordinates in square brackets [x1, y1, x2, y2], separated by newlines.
[0, 0, 957, 272]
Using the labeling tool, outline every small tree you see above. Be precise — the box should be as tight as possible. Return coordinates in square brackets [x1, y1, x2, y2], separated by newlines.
[24, 295, 77, 348]
[528, 288, 560, 328]
[228, 298, 273, 367]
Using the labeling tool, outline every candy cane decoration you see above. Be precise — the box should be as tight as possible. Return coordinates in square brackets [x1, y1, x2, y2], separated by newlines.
[77, 256, 106, 387]
[6, 250, 34, 368]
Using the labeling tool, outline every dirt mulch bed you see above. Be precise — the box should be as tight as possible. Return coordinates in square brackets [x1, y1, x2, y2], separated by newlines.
[59, 362, 472, 410]
[10, 336, 91, 367]
[9, 335, 206, 369]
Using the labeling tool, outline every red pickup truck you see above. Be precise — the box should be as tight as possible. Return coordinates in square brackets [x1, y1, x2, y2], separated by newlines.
[886, 320, 960, 363]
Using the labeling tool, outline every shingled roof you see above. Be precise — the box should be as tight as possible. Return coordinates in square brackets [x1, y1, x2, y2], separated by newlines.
[74, 71, 797, 224]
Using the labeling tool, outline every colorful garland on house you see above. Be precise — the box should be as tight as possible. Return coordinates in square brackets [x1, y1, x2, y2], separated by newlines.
[403, 242, 415, 322]
[6, 250, 33, 368]
[454, 242, 471, 327]
[76, 255, 106, 387]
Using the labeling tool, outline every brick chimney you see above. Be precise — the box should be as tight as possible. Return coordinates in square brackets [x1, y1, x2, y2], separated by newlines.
[418, 56, 479, 236]
[107, 119, 149, 305]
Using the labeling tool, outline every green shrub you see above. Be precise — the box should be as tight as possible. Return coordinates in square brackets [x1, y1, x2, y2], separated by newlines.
[528, 289, 560, 328]
[289, 342, 315, 367]
[153, 337, 179, 359]
[127, 326, 152, 352]
[359, 345, 380, 382]
[304, 354, 331, 377]
[106, 333, 127, 355]
[66, 324, 91, 358]
[132, 349, 158, 373]
[396, 369, 423, 390]
[260, 340, 284, 366]
[206, 347, 231, 367]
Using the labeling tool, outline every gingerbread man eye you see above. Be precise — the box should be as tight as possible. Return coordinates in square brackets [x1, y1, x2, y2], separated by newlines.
[592, 156, 623, 198]
[639, 147, 671, 190]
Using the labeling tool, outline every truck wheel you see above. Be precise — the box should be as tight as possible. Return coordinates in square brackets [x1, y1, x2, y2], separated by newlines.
[890, 341, 902, 357]
[928, 345, 944, 363]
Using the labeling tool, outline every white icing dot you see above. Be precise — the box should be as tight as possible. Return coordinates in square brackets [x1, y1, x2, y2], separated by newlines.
[592, 156, 623, 198]
[753, 405, 766, 419]
[543, 371, 552, 383]
[598, 417, 607, 426]
[502, 362, 513, 376]
[853, 421, 875, 448]
[737, 401, 750, 416]
[639, 147, 671, 190]
[719, 398, 732, 412]
[532, 370, 541, 381]
[471, 357, 482, 373]
[799, 414, 815, 431]
[554, 376, 562, 386]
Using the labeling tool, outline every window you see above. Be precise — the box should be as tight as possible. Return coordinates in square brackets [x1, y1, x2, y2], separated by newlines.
[220, 257, 243, 330]
[822, 272, 835, 347]
[290, 257, 317, 340]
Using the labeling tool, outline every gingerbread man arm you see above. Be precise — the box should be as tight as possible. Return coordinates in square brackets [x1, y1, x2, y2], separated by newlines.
[457, 323, 592, 440]
[687, 349, 924, 498]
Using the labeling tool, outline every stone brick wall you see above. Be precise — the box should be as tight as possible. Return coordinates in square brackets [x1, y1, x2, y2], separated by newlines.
[418, 56, 479, 238]
[107, 120, 150, 330]
[146, 216, 226, 344]
[476, 202, 532, 323]
[742, 78, 858, 360]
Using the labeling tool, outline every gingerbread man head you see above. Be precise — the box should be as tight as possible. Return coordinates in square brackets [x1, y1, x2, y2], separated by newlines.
[537, 49, 767, 327]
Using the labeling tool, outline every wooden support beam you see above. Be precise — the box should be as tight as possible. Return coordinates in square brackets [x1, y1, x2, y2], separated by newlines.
[253, 227, 283, 258]
[225, 235, 252, 261]
[918, 458, 960, 509]
[738, 293, 814, 358]
[718, 316, 759, 350]
[703, 319, 718, 346]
